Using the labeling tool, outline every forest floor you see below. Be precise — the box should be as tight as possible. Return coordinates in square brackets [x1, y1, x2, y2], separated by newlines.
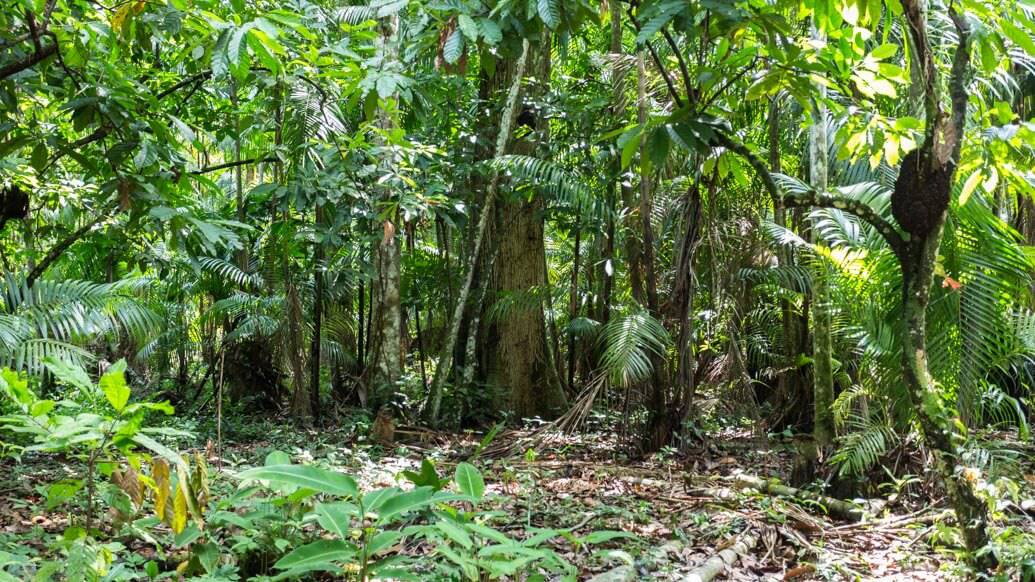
[1, 413, 1027, 581]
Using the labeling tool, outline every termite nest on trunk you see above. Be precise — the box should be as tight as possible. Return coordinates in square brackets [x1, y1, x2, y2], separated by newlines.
[0, 185, 29, 231]
[891, 148, 952, 238]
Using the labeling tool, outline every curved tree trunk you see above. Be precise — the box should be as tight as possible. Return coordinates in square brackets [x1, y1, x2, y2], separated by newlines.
[900, 230, 995, 570]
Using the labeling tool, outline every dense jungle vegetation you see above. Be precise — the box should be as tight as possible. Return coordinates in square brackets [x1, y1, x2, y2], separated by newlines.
[2, 0, 1035, 579]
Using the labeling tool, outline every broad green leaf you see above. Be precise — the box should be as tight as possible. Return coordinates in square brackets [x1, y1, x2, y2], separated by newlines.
[457, 14, 479, 41]
[453, 463, 484, 501]
[45, 479, 83, 510]
[0, 369, 33, 407]
[538, 0, 560, 29]
[1003, 20, 1035, 56]
[99, 360, 130, 412]
[236, 464, 359, 497]
[315, 502, 359, 537]
[265, 450, 291, 466]
[581, 530, 636, 544]
[366, 530, 402, 555]
[869, 43, 897, 60]
[435, 519, 473, 549]
[274, 540, 355, 570]
[479, 18, 502, 45]
[443, 29, 463, 65]
[376, 487, 436, 522]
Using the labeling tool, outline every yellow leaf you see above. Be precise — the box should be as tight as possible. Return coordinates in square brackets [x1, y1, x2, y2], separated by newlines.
[172, 485, 188, 534]
[191, 453, 210, 513]
[153, 459, 171, 524]
[111, 4, 132, 32]
[959, 170, 983, 206]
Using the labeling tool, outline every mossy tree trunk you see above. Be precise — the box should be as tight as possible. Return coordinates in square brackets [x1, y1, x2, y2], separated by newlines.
[719, 4, 993, 567]
[807, 39, 835, 447]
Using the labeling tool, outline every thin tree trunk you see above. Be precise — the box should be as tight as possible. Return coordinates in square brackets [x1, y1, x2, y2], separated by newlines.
[369, 14, 404, 401]
[568, 208, 581, 391]
[638, 49, 671, 451]
[808, 36, 835, 447]
[309, 205, 325, 420]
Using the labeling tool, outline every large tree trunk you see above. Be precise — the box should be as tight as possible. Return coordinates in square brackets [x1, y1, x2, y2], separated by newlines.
[481, 36, 567, 419]
[484, 192, 567, 418]
[370, 233, 402, 400]
[422, 41, 532, 426]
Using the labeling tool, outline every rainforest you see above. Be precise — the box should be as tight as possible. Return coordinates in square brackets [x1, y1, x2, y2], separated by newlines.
[2, 0, 1035, 579]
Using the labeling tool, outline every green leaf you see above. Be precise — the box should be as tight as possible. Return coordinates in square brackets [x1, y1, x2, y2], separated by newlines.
[174, 523, 202, 548]
[435, 519, 473, 548]
[315, 501, 359, 537]
[1002, 20, 1035, 56]
[366, 530, 402, 555]
[265, 450, 291, 466]
[236, 465, 359, 497]
[376, 487, 436, 522]
[457, 14, 479, 41]
[635, 0, 684, 45]
[581, 530, 636, 544]
[401, 458, 448, 490]
[100, 360, 130, 412]
[274, 540, 355, 570]
[646, 127, 670, 169]
[195, 541, 220, 574]
[30, 400, 55, 417]
[479, 18, 502, 45]
[45, 479, 83, 510]
[618, 126, 642, 170]
[453, 463, 484, 501]
[30, 143, 48, 171]
[43, 357, 93, 395]
[869, 43, 897, 60]
[0, 369, 33, 407]
[537, 0, 560, 29]
[443, 28, 463, 64]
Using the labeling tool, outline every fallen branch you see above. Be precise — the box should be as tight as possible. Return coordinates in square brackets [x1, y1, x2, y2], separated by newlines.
[732, 474, 864, 522]
[686, 532, 757, 582]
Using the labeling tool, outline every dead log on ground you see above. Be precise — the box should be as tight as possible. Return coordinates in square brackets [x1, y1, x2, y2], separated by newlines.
[732, 474, 864, 522]
[685, 532, 757, 582]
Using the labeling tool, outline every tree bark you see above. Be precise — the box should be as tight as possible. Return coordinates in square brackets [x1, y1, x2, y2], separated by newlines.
[807, 36, 835, 447]
[482, 35, 567, 419]
[309, 205, 325, 420]
[422, 41, 532, 425]
[368, 14, 404, 402]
